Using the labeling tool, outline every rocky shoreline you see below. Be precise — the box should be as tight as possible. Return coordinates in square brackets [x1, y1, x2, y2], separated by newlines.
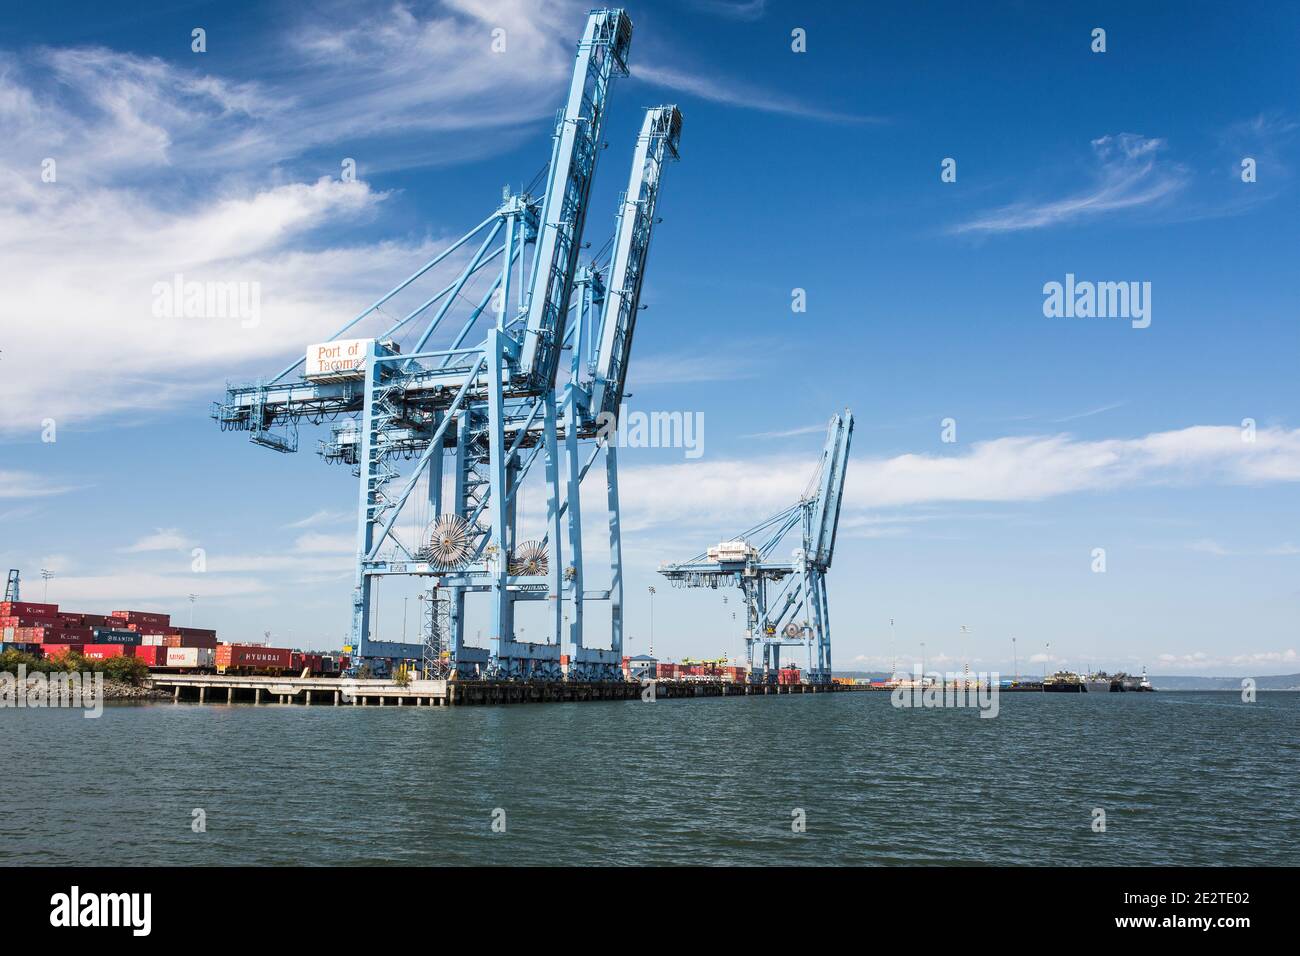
[108, 679, 173, 700]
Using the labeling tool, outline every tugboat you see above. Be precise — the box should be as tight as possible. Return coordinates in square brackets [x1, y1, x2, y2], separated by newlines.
[1114, 668, 1156, 692]
[1043, 670, 1085, 693]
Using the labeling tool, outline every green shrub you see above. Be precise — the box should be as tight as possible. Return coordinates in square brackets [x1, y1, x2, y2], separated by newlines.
[0, 648, 148, 684]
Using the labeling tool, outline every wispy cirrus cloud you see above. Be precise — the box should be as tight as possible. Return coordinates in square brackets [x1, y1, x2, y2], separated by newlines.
[632, 64, 883, 124]
[951, 133, 1188, 235]
[0, 470, 78, 499]
[118, 528, 197, 553]
[1187, 539, 1299, 557]
[740, 423, 829, 440]
[683, 0, 768, 21]
[1049, 401, 1127, 423]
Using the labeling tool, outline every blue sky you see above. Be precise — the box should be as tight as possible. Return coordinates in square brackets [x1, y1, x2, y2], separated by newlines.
[1, 0, 1297, 675]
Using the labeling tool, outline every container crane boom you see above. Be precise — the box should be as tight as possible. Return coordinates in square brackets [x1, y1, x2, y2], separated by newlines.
[808, 411, 853, 568]
[588, 104, 682, 418]
[518, 9, 632, 390]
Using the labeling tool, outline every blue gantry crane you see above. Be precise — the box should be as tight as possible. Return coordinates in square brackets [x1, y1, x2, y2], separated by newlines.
[658, 412, 854, 685]
[212, 9, 681, 679]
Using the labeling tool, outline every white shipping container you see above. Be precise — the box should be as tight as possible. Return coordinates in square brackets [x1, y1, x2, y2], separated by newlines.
[304, 339, 375, 380]
[165, 647, 215, 669]
[142, 634, 165, 646]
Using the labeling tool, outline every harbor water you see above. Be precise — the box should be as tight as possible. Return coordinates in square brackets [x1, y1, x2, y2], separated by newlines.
[3, 690, 1296, 866]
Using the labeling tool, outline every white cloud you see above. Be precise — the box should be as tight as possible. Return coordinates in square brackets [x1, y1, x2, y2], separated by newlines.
[41, 572, 267, 604]
[119, 528, 196, 553]
[0, 469, 78, 498]
[740, 423, 829, 440]
[294, 532, 357, 554]
[0, 2, 593, 434]
[1187, 539, 1299, 557]
[684, 0, 768, 20]
[951, 134, 1188, 235]
[617, 424, 1300, 531]
[629, 349, 765, 387]
[632, 64, 880, 124]
[282, 509, 354, 530]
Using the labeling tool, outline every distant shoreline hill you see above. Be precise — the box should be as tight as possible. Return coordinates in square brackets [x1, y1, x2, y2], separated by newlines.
[832, 671, 1300, 691]
[1148, 673, 1300, 691]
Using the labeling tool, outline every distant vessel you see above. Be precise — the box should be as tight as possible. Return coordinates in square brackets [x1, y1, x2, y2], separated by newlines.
[1113, 668, 1156, 692]
[1084, 673, 1114, 694]
[1043, 671, 1084, 693]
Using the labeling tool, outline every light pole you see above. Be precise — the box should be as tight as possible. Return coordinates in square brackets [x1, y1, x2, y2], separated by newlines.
[1012, 636, 1018, 682]
[890, 617, 897, 679]
[960, 624, 971, 686]
[1044, 641, 1050, 679]
[188, 593, 198, 626]
[40, 568, 54, 603]
[647, 586, 656, 657]
[920, 640, 926, 684]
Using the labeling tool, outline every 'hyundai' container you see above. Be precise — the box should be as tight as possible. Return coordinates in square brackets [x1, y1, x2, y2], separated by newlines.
[215, 644, 292, 672]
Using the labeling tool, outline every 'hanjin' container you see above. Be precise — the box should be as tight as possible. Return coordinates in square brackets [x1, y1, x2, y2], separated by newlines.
[92, 628, 141, 645]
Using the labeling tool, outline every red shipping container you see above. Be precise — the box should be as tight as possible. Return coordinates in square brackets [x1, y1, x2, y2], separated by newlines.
[169, 626, 218, 639]
[39, 644, 76, 658]
[162, 633, 218, 649]
[133, 646, 168, 667]
[216, 644, 293, 671]
[0, 601, 58, 617]
[1, 616, 63, 628]
[112, 610, 171, 626]
[80, 644, 136, 660]
[78, 614, 119, 627]
[22, 628, 92, 644]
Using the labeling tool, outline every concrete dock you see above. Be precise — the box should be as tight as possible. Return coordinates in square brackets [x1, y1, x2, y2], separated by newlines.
[148, 674, 865, 707]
